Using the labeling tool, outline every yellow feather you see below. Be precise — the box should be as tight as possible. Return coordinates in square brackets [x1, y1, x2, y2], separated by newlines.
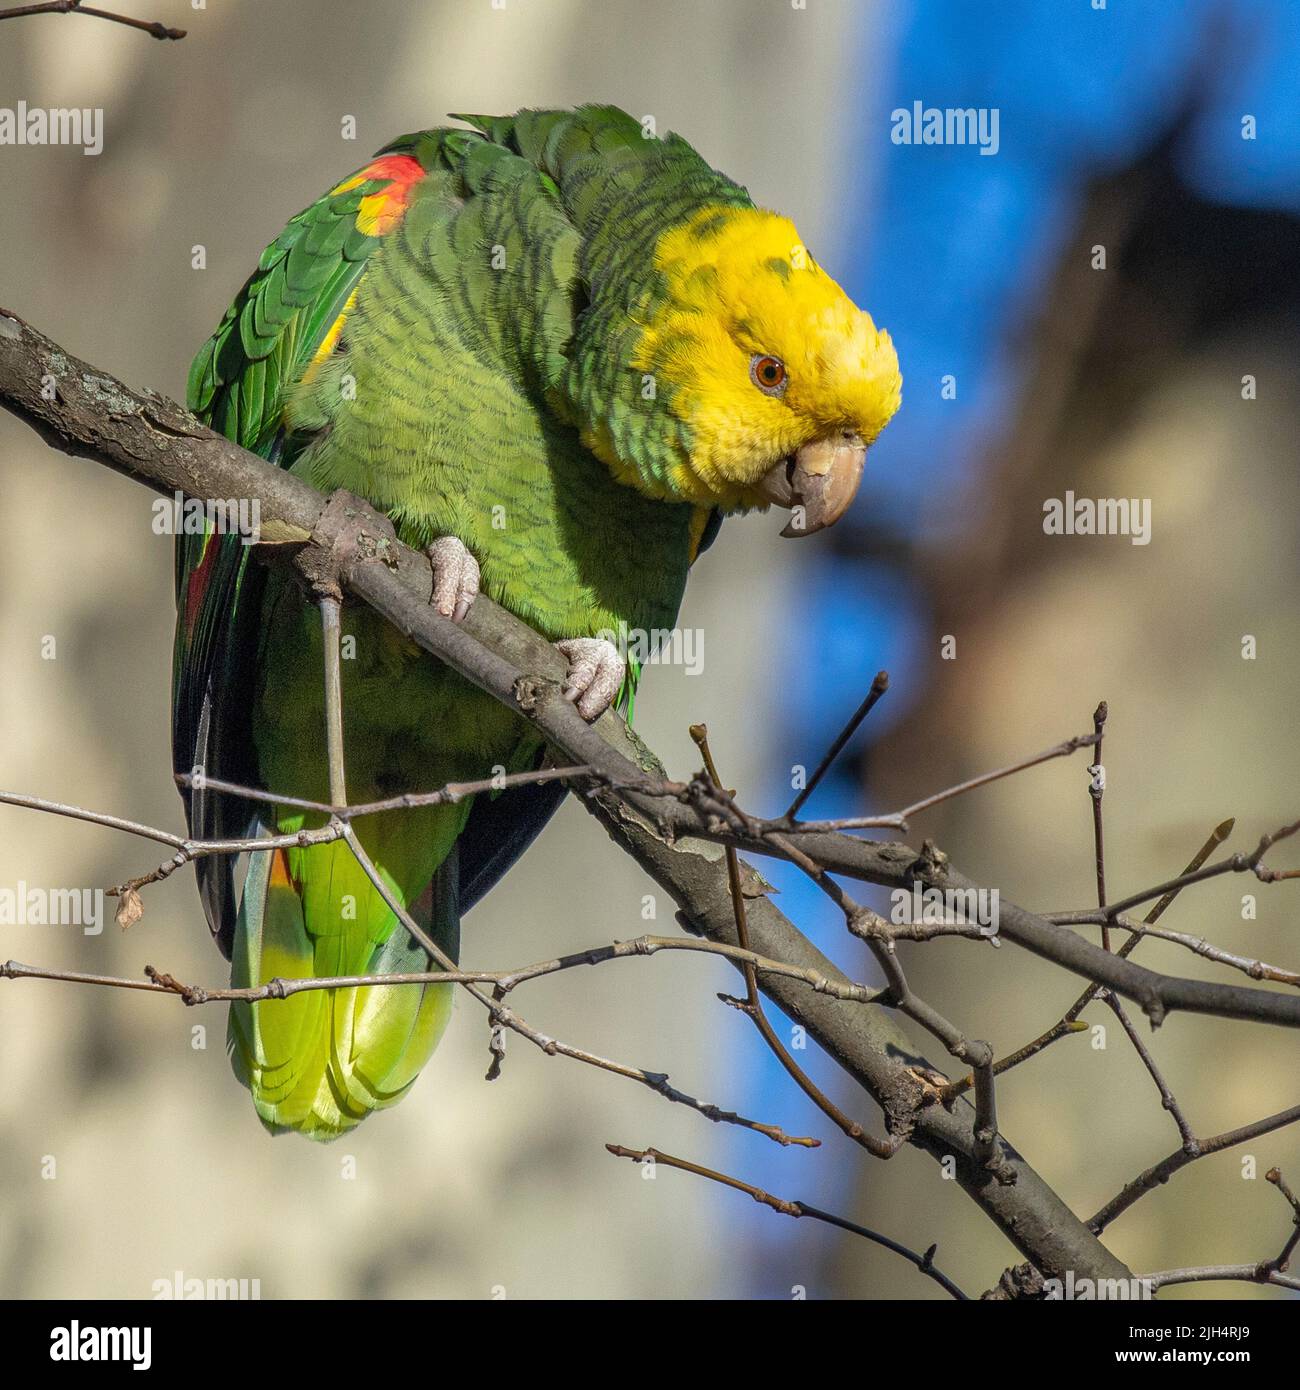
[634, 206, 902, 507]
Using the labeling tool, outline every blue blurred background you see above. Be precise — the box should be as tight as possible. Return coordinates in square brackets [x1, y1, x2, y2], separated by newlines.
[745, 0, 1300, 1297]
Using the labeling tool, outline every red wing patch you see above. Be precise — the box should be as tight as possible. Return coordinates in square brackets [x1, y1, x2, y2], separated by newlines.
[331, 153, 424, 236]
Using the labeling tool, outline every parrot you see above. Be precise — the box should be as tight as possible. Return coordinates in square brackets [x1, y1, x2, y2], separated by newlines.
[172, 104, 901, 1140]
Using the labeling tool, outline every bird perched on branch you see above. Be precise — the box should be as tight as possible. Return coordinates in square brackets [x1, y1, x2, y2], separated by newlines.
[173, 104, 901, 1139]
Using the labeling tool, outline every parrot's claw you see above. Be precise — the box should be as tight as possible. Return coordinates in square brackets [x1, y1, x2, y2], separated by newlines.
[426, 536, 480, 623]
[556, 637, 625, 721]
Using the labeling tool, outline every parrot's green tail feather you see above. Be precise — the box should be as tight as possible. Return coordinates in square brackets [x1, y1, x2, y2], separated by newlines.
[228, 803, 467, 1140]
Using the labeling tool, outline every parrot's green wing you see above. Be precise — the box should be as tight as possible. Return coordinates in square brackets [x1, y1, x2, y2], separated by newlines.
[172, 149, 431, 954]
[173, 126, 602, 1138]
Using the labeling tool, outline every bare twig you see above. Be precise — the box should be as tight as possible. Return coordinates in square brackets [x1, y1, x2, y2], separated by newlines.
[2, 932, 874, 1013]
[175, 765, 598, 821]
[1263, 1167, 1300, 1273]
[784, 669, 888, 820]
[1089, 1104, 1300, 1233]
[1141, 1264, 1300, 1293]
[1052, 817, 1300, 924]
[1054, 816, 1233, 1017]
[781, 841, 1005, 1170]
[784, 730, 1102, 833]
[0, 767, 594, 902]
[1142, 1174, 1300, 1292]
[974, 1018, 1089, 1083]
[1047, 913, 1300, 989]
[318, 595, 348, 807]
[0, 1, 185, 40]
[691, 727, 896, 1157]
[606, 1143, 968, 1299]
[1102, 991, 1196, 1149]
[944, 818, 1239, 1099]
[1089, 701, 1108, 946]
[1080, 703, 1194, 1148]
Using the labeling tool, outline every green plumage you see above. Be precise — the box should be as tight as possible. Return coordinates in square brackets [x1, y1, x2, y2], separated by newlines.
[173, 106, 745, 1138]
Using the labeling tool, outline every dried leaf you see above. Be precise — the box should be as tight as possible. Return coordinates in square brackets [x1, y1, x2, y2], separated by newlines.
[115, 887, 144, 931]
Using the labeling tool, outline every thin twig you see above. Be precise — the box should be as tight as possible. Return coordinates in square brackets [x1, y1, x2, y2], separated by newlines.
[1056, 816, 1233, 1015]
[0, 933, 876, 1012]
[1057, 817, 1300, 923]
[691, 726, 898, 1157]
[606, 1143, 968, 1300]
[778, 835, 1004, 1169]
[0, 768, 597, 903]
[1089, 1104, 1300, 1233]
[1263, 1167, 1300, 1273]
[1141, 1173, 1300, 1290]
[0, 788, 192, 850]
[0, 1, 185, 40]
[783, 730, 1102, 833]
[970, 1018, 1090, 1086]
[944, 819, 1235, 1099]
[495, 934, 882, 1004]
[1102, 990, 1196, 1149]
[318, 595, 348, 807]
[1081, 707, 1194, 1148]
[1140, 1264, 1300, 1293]
[1049, 913, 1300, 989]
[175, 764, 597, 820]
[784, 669, 888, 820]
[1089, 700, 1109, 949]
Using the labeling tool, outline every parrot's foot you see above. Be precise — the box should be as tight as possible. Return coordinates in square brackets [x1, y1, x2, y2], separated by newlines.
[425, 536, 480, 623]
[556, 637, 625, 721]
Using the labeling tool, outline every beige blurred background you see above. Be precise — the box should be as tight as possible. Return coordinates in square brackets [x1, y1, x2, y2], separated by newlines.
[2, 0, 1297, 1303]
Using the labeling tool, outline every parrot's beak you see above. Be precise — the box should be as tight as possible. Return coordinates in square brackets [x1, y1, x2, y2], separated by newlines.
[754, 433, 867, 537]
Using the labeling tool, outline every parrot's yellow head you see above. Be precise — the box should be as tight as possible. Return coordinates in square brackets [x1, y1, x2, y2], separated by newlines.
[616, 205, 902, 535]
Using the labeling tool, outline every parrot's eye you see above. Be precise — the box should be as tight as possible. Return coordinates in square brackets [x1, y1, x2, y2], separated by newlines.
[750, 353, 788, 397]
